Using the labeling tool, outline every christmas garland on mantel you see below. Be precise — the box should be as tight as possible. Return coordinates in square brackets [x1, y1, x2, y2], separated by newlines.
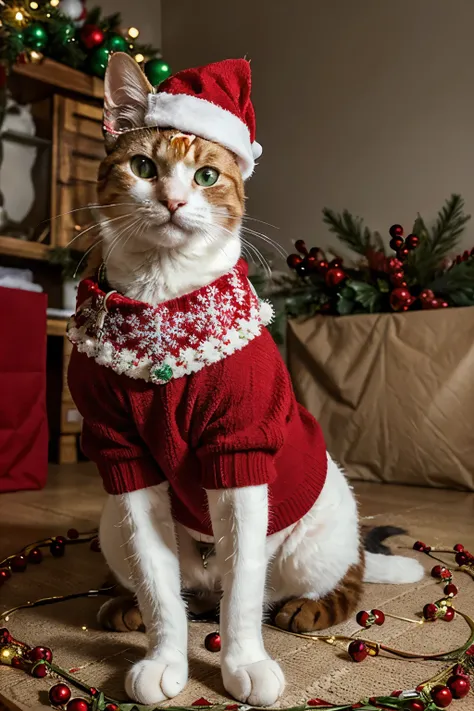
[1, 530, 474, 711]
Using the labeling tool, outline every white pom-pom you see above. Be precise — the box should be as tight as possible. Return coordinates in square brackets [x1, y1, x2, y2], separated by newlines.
[259, 300, 274, 325]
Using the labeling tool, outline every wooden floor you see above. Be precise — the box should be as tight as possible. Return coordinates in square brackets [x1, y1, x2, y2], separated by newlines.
[1, 465, 474, 710]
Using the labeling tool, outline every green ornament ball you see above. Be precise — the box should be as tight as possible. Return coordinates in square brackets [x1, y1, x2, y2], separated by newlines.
[89, 46, 110, 78]
[144, 58, 171, 87]
[23, 23, 48, 51]
[104, 33, 128, 52]
[57, 23, 76, 44]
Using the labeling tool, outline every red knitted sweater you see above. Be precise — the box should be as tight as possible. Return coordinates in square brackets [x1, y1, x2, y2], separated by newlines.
[67, 261, 327, 537]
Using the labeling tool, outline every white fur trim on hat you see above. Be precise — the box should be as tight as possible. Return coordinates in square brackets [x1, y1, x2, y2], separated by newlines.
[145, 92, 261, 179]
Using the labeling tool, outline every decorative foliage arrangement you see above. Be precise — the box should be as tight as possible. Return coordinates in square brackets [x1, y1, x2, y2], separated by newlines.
[0, 0, 170, 81]
[264, 194, 474, 323]
[1, 530, 474, 711]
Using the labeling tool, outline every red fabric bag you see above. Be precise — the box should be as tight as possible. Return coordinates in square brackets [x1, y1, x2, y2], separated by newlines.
[0, 287, 48, 492]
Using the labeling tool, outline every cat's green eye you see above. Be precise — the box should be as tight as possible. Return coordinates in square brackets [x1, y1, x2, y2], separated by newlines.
[194, 166, 220, 187]
[130, 155, 157, 180]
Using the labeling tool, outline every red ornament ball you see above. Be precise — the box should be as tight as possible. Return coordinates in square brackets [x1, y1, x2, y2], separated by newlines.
[11, 555, 27, 573]
[329, 258, 343, 269]
[442, 607, 455, 622]
[317, 259, 329, 272]
[456, 551, 469, 566]
[28, 548, 43, 564]
[294, 239, 308, 255]
[67, 528, 80, 540]
[398, 246, 410, 259]
[389, 224, 404, 238]
[11, 656, 22, 669]
[287, 253, 302, 269]
[348, 640, 368, 662]
[431, 685, 453, 708]
[0, 568, 11, 584]
[32, 661, 48, 678]
[447, 674, 470, 699]
[390, 287, 413, 312]
[80, 24, 105, 50]
[453, 543, 464, 552]
[389, 237, 404, 251]
[90, 537, 101, 552]
[356, 610, 371, 628]
[325, 267, 346, 287]
[413, 541, 427, 551]
[55, 535, 66, 545]
[89, 688, 98, 696]
[423, 603, 438, 621]
[67, 699, 90, 711]
[420, 289, 435, 304]
[305, 256, 318, 271]
[0, 628, 11, 642]
[49, 683, 72, 706]
[431, 565, 445, 578]
[390, 269, 406, 287]
[406, 234, 419, 249]
[408, 702, 425, 711]
[50, 541, 65, 558]
[444, 583, 458, 597]
[30, 646, 53, 663]
[204, 632, 221, 653]
[309, 247, 320, 257]
[105, 705, 120, 711]
[371, 609, 385, 626]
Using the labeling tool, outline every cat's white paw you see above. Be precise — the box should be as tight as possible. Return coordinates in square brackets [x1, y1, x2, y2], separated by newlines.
[125, 657, 188, 704]
[222, 658, 285, 706]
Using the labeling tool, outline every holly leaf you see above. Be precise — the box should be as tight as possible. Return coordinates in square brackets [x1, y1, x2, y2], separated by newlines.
[377, 278, 390, 293]
[346, 280, 382, 313]
[337, 296, 355, 315]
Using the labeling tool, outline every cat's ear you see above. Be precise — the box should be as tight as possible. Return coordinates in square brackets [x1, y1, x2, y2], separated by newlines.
[103, 52, 154, 150]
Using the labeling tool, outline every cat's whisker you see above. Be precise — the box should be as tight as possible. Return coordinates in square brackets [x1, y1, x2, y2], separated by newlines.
[241, 237, 272, 276]
[73, 237, 105, 278]
[207, 206, 280, 230]
[66, 212, 134, 250]
[44, 202, 138, 224]
[240, 226, 288, 259]
[104, 217, 142, 264]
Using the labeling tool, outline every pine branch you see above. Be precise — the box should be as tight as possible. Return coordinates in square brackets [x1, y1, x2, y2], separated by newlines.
[431, 193, 470, 257]
[426, 258, 474, 299]
[86, 6, 102, 25]
[322, 208, 373, 256]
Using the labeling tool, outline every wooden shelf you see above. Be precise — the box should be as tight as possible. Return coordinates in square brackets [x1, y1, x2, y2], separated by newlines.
[14, 58, 104, 100]
[0, 235, 49, 260]
[47, 318, 68, 336]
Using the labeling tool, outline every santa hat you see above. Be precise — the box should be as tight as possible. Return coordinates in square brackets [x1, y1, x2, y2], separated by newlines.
[145, 59, 262, 179]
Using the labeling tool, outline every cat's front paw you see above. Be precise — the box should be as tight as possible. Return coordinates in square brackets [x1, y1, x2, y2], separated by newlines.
[222, 658, 285, 706]
[125, 657, 188, 704]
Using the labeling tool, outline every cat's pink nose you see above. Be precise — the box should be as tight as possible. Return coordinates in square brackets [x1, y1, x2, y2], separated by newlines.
[160, 199, 187, 213]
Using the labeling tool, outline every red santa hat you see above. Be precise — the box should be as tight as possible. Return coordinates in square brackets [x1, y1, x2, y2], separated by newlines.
[145, 59, 262, 180]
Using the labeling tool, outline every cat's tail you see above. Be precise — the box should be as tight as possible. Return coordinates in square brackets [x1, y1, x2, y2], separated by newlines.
[361, 525, 425, 584]
[362, 525, 407, 555]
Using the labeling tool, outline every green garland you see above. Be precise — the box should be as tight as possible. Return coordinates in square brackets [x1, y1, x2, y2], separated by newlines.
[0, 0, 167, 80]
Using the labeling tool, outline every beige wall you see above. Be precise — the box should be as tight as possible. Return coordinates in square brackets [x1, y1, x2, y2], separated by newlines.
[98, 0, 161, 48]
[162, 0, 474, 259]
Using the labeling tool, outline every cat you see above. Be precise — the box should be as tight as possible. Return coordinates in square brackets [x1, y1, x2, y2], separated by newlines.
[68, 54, 424, 708]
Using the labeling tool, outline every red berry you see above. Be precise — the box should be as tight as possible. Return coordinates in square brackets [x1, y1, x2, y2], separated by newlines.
[105, 705, 120, 711]
[294, 240, 308, 255]
[371, 609, 385, 626]
[67, 528, 80, 540]
[317, 260, 329, 272]
[389, 224, 404, 238]
[387, 257, 403, 271]
[309, 247, 320, 257]
[348, 640, 368, 662]
[307, 701, 332, 707]
[423, 603, 438, 621]
[390, 269, 406, 287]
[442, 607, 455, 622]
[447, 675, 470, 699]
[444, 583, 458, 597]
[89, 688, 98, 696]
[29, 646, 53, 663]
[28, 548, 43, 564]
[11, 656, 22, 668]
[398, 246, 410, 259]
[431, 685, 452, 708]
[453, 543, 464, 552]
[413, 541, 426, 551]
[356, 610, 372, 628]
[0, 628, 11, 642]
[32, 661, 48, 678]
[287, 254, 302, 269]
[325, 267, 346, 288]
[406, 234, 419, 249]
[408, 702, 425, 711]
[50, 541, 65, 558]
[67, 699, 90, 711]
[305, 256, 318, 271]
[389, 237, 404, 251]
[391, 690, 402, 697]
[456, 551, 468, 566]
[329, 258, 343, 269]
[0, 568, 11, 584]
[204, 632, 221, 653]
[11, 555, 27, 572]
[49, 683, 72, 706]
[431, 565, 444, 578]
[441, 301, 449, 308]
[440, 568, 452, 579]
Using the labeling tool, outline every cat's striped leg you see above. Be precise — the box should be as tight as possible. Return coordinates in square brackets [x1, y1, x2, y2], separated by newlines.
[207, 485, 285, 707]
[104, 484, 188, 705]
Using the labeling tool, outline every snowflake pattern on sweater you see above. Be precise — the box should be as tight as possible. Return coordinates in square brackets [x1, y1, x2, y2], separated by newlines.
[67, 260, 274, 385]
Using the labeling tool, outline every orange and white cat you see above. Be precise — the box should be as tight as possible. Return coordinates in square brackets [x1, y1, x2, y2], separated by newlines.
[70, 54, 424, 707]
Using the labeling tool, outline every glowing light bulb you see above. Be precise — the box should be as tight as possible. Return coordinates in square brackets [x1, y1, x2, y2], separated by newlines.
[81, 626, 87, 631]
[30, 1, 39, 8]
[2, 649, 11, 658]
[128, 26, 139, 39]
[15, 11, 24, 21]
[50, 0, 59, 5]
[134, 53, 144, 63]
